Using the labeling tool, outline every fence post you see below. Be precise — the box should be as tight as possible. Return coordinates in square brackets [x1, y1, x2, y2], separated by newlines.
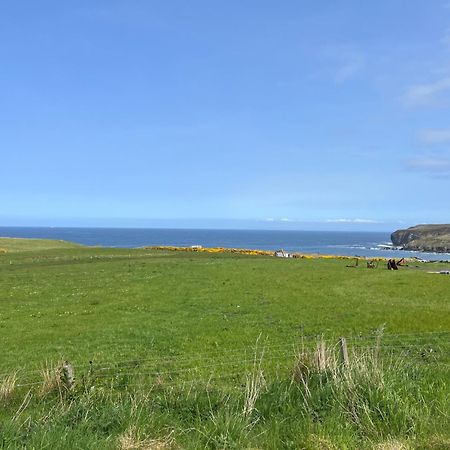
[61, 361, 75, 390]
[339, 337, 349, 367]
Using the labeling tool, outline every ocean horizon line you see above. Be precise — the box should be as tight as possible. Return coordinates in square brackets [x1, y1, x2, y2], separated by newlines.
[0, 225, 394, 233]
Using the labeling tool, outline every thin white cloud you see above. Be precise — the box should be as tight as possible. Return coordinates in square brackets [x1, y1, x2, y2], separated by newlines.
[406, 157, 450, 172]
[418, 129, 450, 144]
[326, 218, 380, 224]
[264, 217, 294, 222]
[403, 77, 450, 107]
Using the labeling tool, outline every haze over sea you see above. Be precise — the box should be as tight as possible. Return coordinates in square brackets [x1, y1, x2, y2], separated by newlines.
[1, 227, 449, 261]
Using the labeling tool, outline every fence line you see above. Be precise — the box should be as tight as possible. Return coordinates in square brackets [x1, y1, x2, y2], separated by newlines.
[5, 341, 449, 388]
[0, 342, 299, 379]
[50, 330, 450, 368]
[4, 345, 293, 383]
[90, 341, 450, 375]
[5, 336, 449, 383]
[92, 355, 284, 381]
[14, 349, 450, 390]
[2, 332, 449, 382]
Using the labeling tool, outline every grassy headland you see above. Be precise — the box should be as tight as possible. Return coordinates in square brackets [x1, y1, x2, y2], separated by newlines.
[0, 238, 449, 448]
[0, 237, 82, 253]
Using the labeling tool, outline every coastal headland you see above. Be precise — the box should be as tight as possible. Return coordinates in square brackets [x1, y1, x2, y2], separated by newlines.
[391, 224, 450, 253]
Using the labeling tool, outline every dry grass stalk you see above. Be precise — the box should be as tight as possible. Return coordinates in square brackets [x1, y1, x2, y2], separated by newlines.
[306, 434, 338, 450]
[425, 435, 450, 449]
[373, 440, 410, 450]
[0, 373, 17, 402]
[118, 427, 176, 450]
[292, 341, 338, 385]
[344, 348, 385, 389]
[243, 368, 265, 418]
[292, 350, 314, 385]
[316, 340, 327, 371]
[243, 348, 266, 417]
[154, 375, 164, 387]
[12, 390, 33, 422]
[40, 362, 63, 396]
[373, 325, 385, 362]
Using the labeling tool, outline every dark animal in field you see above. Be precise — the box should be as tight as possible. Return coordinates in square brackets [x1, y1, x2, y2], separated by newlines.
[387, 259, 398, 270]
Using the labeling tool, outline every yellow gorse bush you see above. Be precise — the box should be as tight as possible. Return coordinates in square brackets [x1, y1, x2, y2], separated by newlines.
[145, 246, 390, 261]
[146, 246, 274, 256]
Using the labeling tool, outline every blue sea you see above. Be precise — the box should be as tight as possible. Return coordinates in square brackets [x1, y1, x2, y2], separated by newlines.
[1, 226, 449, 261]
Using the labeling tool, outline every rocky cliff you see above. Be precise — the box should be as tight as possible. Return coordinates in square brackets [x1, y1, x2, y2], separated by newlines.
[391, 224, 450, 253]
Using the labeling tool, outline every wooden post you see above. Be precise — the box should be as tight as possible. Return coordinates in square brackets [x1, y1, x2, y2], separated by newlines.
[339, 337, 349, 367]
[61, 361, 74, 390]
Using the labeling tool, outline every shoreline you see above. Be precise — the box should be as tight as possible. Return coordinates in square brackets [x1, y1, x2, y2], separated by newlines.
[2, 233, 450, 261]
[144, 245, 393, 261]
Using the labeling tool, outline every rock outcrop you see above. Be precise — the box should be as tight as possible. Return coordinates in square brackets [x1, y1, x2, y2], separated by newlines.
[391, 224, 450, 253]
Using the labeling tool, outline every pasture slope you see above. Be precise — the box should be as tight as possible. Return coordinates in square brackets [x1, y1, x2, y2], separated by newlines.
[0, 238, 449, 449]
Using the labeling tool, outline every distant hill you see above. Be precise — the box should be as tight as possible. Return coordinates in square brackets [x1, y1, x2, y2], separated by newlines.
[391, 224, 450, 253]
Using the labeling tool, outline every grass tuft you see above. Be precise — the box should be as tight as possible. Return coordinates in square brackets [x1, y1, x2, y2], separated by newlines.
[421, 435, 450, 449]
[305, 434, 339, 450]
[118, 427, 176, 450]
[372, 440, 410, 450]
[0, 372, 17, 403]
[243, 346, 266, 418]
[40, 361, 64, 396]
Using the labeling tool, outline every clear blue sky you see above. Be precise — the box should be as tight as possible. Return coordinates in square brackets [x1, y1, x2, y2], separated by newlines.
[1, 1, 450, 231]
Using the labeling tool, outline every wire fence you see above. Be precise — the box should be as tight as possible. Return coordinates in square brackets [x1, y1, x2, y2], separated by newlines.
[3, 330, 449, 378]
[3, 331, 449, 389]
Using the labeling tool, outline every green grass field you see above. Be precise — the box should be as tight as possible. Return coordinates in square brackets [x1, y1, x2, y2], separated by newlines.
[0, 239, 449, 449]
